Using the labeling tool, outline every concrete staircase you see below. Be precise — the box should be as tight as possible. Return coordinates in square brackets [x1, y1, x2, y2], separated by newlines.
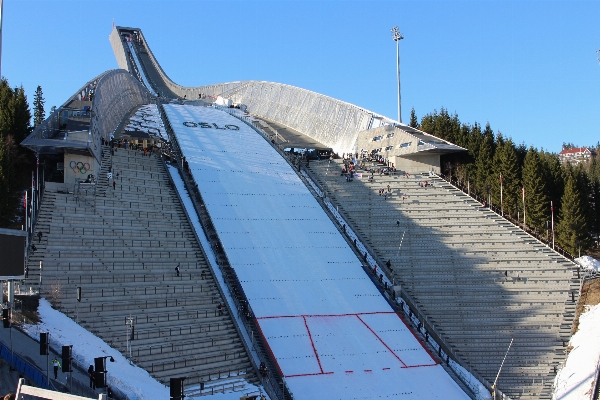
[24, 146, 257, 395]
[308, 159, 580, 400]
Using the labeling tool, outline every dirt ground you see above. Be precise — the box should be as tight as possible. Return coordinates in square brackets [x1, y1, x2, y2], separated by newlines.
[573, 277, 600, 333]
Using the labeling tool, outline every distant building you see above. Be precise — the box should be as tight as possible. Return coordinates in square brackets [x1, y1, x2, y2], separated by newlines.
[558, 147, 596, 165]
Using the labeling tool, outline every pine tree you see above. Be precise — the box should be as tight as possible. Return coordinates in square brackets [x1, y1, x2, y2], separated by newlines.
[33, 85, 45, 127]
[588, 158, 600, 236]
[497, 140, 522, 217]
[522, 148, 549, 232]
[409, 107, 418, 128]
[13, 86, 32, 143]
[556, 175, 590, 255]
[475, 127, 494, 196]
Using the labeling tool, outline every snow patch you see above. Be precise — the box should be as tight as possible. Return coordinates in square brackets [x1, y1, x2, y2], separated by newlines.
[554, 302, 600, 399]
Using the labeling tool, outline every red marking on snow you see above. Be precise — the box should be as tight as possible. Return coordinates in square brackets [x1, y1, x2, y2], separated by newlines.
[285, 371, 334, 378]
[395, 312, 439, 365]
[364, 369, 372, 373]
[303, 315, 325, 374]
[383, 367, 390, 370]
[254, 318, 284, 377]
[356, 315, 407, 367]
[345, 370, 353, 373]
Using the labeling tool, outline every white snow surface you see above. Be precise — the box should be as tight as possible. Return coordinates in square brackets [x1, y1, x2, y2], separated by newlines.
[576, 256, 600, 272]
[554, 302, 600, 399]
[164, 104, 470, 399]
[23, 298, 170, 400]
[124, 104, 168, 140]
[23, 298, 263, 399]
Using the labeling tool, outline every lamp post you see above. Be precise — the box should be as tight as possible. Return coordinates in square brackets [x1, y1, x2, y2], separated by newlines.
[391, 26, 404, 124]
[94, 355, 115, 395]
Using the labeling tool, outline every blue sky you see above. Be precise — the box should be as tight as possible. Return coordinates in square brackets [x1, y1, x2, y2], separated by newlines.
[3, 0, 599, 153]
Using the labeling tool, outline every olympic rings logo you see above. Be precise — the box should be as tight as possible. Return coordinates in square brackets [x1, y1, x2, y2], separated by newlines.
[70, 161, 91, 174]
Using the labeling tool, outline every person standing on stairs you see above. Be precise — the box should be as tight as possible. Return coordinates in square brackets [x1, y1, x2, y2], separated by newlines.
[52, 358, 60, 379]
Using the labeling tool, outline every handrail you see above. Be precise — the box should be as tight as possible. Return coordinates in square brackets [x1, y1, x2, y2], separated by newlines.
[436, 172, 577, 262]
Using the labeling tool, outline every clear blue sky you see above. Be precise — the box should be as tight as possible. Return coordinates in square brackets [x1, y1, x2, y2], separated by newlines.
[3, 0, 599, 153]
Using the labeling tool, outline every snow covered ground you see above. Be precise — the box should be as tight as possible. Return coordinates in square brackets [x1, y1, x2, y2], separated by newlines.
[576, 256, 600, 273]
[163, 104, 470, 399]
[554, 302, 600, 399]
[22, 292, 263, 399]
[124, 104, 168, 140]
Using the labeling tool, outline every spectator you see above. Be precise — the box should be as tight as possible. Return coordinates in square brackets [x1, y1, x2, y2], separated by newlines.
[88, 365, 95, 389]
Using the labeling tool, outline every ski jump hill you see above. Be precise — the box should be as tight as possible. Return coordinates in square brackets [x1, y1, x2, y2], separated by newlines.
[18, 25, 582, 400]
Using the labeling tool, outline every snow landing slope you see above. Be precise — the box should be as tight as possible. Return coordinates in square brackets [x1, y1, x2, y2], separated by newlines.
[163, 104, 469, 400]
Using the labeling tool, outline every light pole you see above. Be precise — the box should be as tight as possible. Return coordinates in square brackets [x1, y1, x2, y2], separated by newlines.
[391, 26, 404, 124]
[551, 201, 555, 249]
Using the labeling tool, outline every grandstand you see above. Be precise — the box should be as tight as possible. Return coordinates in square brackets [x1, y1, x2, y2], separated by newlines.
[14, 24, 581, 400]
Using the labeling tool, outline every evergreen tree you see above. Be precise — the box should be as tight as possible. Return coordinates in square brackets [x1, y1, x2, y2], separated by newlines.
[556, 175, 590, 255]
[522, 148, 549, 232]
[498, 140, 521, 217]
[540, 151, 564, 213]
[475, 127, 494, 196]
[13, 86, 32, 143]
[409, 107, 418, 128]
[33, 85, 45, 127]
[50, 105, 56, 114]
[588, 158, 600, 236]
[0, 79, 32, 224]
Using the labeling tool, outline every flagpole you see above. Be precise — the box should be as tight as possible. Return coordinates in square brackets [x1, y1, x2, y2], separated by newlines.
[522, 187, 526, 230]
[36, 155, 39, 194]
[24, 191, 28, 234]
[551, 201, 555, 249]
[500, 173, 503, 216]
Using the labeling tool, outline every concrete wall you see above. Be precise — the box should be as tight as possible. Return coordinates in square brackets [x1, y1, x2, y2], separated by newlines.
[63, 153, 99, 189]
[110, 27, 130, 71]
[394, 153, 440, 174]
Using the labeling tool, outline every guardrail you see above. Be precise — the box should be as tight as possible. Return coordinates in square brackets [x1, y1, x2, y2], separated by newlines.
[436, 173, 577, 261]
[0, 339, 56, 390]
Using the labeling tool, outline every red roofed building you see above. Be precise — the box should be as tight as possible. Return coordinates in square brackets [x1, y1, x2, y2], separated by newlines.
[558, 147, 596, 164]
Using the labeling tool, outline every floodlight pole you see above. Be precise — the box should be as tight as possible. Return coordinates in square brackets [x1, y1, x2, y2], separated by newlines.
[391, 26, 404, 124]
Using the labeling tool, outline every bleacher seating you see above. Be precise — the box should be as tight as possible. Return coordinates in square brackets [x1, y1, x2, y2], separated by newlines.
[308, 159, 580, 400]
[25, 145, 257, 395]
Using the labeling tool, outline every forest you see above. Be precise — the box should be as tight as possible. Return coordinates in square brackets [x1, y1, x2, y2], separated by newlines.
[410, 107, 597, 257]
[0, 78, 36, 229]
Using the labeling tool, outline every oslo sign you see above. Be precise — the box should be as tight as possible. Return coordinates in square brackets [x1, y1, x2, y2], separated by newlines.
[183, 122, 240, 130]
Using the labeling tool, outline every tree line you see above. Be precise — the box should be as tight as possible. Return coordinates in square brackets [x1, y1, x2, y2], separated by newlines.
[0, 78, 46, 228]
[410, 107, 596, 257]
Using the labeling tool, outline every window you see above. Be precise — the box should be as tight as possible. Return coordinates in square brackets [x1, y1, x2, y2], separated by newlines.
[400, 142, 412, 148]
[386, 132, 395, 139]
[418, 141, 425, 146]
[373, 136, 383, 142]
[385, 146, 393, 151]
